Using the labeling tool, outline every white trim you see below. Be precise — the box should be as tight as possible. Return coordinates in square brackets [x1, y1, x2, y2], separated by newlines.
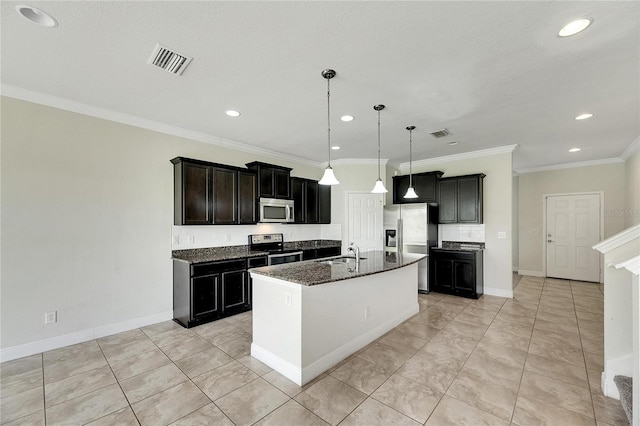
[621, 137, 640, 160]
[1, 84, 321, 169]
[614, 255, 640, 276]
[0, 310, 173, 363]
[512, 266, 519, 272]
[516, 157, 624, 174]
[593, 224, 640, 254]
[484, 287, 514, 298]
[602, 353, 634, 399]
[398, 144, 518, 172]
[251, 304, 417, 386]
[517, 269, 545, 277]
[329, 158, 388, 166]
[543, 192, 604, 283]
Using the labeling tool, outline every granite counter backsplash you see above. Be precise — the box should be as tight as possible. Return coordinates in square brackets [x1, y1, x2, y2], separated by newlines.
[172, 240, 342, 264]
[441, 241, 485, 251]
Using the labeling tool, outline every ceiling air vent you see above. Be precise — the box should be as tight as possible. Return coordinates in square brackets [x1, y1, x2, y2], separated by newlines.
[430, 128, 451, 138]
[148, 44, 192, 76]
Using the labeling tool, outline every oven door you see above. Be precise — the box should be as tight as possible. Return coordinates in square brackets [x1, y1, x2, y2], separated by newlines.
[268, 251, 303, 265]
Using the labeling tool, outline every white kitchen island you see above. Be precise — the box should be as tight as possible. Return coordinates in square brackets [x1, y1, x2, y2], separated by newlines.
[249, 250, 425, 385]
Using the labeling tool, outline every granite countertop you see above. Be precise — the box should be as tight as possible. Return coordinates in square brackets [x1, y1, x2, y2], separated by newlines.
[172, 240, 341, 264]
[435, 241, 485, 252]
[249, 250, 426, 286]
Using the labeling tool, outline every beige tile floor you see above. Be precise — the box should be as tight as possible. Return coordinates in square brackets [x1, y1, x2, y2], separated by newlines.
[1, 276, 629, 425]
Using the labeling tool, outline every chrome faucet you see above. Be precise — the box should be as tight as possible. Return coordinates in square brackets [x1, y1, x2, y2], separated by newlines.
[347, 242, 360, 261]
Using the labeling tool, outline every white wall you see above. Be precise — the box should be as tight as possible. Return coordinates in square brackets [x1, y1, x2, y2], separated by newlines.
[517, 163, 626, 276]
[387, 149, 514, 298]
[625, 147, 640, 227]
[0, 97, 331, 357]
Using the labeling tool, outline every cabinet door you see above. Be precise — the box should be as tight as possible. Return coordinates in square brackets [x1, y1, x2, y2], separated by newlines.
[275, 169, 290, 199]
[213, 167, 237, 224]
[259, 168, 275, 198]
[222, 270, 248, 311]
[291, 178, 306, 223]
[319, 185, 331, 223]
[181, 162, 212, 225]
[433, 258, 454, 291]
[238, 171, 257, 224]
[457, 176, 480, 223]
[438, 179, 457, 223]
[306, 180, 319, 223]
[191, 275, 220, 318]
[453, 260, 476, 295]
[413, 173, 438, 203]
[392, 175, 410, 204]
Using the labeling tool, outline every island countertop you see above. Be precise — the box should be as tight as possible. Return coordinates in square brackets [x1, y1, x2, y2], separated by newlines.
[250, 250, 426, 286]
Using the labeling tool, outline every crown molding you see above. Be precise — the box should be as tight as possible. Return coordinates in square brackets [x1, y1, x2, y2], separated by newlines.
[1, 84, 321, 169]
[620, 137, 640, 160]
[515, 157, 624, 174]
[328, 158, 387, 167]
[398, 144, 518, 172]
[593, 224, 639, 255]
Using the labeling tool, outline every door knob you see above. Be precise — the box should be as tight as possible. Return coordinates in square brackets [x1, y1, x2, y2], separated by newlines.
[547, 239, 555, 243]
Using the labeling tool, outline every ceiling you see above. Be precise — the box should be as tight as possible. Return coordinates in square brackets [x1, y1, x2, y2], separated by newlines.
[2, 1, 638, 171]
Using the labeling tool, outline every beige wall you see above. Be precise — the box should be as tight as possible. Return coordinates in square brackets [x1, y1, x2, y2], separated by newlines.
[517, 163, 626, 276]
[625, 148, 640, 227]
[389, 151, 514, 297]
[512, 176, 519, 271]
[0, 97, 324, 353]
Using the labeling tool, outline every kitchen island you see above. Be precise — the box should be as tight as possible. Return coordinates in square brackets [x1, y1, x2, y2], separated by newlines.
[249, 250, 425, 385]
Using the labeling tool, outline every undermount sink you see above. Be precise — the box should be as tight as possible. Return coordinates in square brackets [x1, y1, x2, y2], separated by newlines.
[319, 256, 366, 265]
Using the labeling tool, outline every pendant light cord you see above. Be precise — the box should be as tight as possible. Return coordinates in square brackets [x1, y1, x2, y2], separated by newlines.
[377, 109, 381, 180]
[327, 78, 331, 167]
[409, 127, 413, 187]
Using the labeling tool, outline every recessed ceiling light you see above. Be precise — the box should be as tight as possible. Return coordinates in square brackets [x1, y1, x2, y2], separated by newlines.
[15, 5, 58, 27]
[569, 147, 582, 152]
[331, 146, 341, 150]
[448, 141, 458, 146]
[340, 115, 354, 122]
[575, 113, 594, 120]
[558, 18, 593, 37]
[225, 110, 240, 117]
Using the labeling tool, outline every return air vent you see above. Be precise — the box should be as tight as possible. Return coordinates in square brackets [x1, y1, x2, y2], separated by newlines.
[430, 128, 452, 138]
[148, 44, 192, 75]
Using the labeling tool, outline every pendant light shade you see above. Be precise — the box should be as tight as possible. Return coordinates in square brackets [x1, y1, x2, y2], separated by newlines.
[371, 104, 388, 194]
[319, 69, 339, 185]
[403, 126, 418, 199]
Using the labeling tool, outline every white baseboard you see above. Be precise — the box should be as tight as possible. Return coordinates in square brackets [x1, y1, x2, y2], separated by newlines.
[602, 353, 633, 400]
[484, 287, 514, 298]
[0, 310, 173, 363]
[251, 304, 418, 386]
[518, 269, 545, 277]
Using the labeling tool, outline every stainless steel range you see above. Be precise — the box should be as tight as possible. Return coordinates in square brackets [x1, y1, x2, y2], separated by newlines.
[248, 233, 303, 265]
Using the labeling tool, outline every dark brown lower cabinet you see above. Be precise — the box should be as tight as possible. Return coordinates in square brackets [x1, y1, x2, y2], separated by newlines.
[429, 249, 483, 299]
[302, 246, 341, 260]
[174, 258, 254, 328]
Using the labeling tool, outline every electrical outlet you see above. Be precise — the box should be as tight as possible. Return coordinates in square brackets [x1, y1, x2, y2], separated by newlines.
[172, 235, 180, 244]
[225, 234, 231, 243]
[44, 311, 57, 324]
[188, 235, 195, 244]
[364, 306, 370, 319]
[285, 292, 292, 306]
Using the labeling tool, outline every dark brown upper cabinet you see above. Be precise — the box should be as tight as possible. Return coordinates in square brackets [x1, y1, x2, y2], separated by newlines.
[246, 162, 292, 199]
[438, 174, 485, 224]
[392, 171, 443, 204]
[172, 157, 257, 225]
[291, 177, 325, 224]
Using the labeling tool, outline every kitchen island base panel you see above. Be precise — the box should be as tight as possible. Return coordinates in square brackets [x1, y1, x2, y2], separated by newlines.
[250, 264, 419, 386]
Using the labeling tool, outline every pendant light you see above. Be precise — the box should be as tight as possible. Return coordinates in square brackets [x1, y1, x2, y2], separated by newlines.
[319, 69, 339, 185]
[403, 126, 418, 199]
[371, 104, 388, 193]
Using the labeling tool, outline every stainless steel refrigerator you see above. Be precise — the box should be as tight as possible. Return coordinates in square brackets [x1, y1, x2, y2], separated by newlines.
[383, 204, 438, 293]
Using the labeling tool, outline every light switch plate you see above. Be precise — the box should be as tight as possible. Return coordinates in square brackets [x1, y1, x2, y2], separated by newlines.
[498, 231, 507, 239]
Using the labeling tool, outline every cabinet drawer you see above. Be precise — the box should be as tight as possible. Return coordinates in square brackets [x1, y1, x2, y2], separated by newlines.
[192, 259, 247, 277]
[248, 256, 268, 268]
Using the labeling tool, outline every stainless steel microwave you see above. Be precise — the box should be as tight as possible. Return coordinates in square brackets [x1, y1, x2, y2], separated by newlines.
[259, 198, 294, 223]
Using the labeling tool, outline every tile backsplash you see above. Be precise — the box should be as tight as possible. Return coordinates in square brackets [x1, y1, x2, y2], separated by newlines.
[438, 224, 485, 245]
[171, 223, 341, 250]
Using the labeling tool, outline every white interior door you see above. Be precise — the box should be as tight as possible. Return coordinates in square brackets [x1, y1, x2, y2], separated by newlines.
[347, 193, 383, 253]
[546, 194, 601, 282]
